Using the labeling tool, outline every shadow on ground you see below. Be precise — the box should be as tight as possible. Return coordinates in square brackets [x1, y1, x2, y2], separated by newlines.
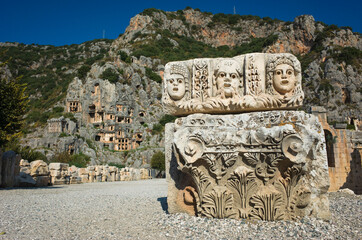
[0, 186, 65, 191]
[157, 197, 169, 213]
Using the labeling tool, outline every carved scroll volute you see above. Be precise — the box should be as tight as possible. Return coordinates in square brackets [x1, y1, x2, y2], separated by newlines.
[184, 136, 205, 164]
[281, 134, 304, 164]
[172, 135, 205, 172]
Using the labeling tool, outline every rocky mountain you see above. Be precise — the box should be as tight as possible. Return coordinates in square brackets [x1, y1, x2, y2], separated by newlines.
[1, 7, 361, 167]
[111, 8, 361, 120]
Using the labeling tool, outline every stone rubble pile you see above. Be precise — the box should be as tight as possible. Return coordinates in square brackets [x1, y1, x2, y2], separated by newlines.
[0, 150, 152, 188]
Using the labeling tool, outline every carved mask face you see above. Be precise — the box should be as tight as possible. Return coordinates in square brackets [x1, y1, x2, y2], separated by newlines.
[273, 64, 296, 94]
[215, 61, 241, 98]
[167, 73, 186, 100]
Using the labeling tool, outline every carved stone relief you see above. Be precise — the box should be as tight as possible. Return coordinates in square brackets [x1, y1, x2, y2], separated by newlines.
[166, 111, 330, 221]
[162, 53, 304, 116]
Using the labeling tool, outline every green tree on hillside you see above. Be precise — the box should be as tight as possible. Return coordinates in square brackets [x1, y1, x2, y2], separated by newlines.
[151, 151, 165, 171]
[0, 60, 29, 147]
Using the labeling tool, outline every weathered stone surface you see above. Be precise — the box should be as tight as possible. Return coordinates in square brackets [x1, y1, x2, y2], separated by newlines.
[109, 166, 118, 182]
[49, 163, 70, 185]
[30, 160, 49, 177]
[30, 160, 49, 187]
[87, 166, 96, 182]
[20, 159, 31, 174]
[69, 165, 82, 184]
[163, 53, 304, 116]
[166, 111, 330, 220]
[78, 168, 90, 183]
[1, 151, 21, 188]
[338, 188, 355, 194]
[16, 172, 36, 187]
[95, 165, 103, 182]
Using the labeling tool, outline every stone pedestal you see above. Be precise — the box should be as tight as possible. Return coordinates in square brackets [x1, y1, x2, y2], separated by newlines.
[166, 111, 330, 220]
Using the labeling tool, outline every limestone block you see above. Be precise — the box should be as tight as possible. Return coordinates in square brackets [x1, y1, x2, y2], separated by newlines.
[35, 176, 50, 187]
[16, 172, 36, 187]
[0, 151, 21, 188]
[30, 160, 49, 177]
[87, 166, 96, 183]
[68, 165, 81, 184]
[166, 111, 330, 221]
[102, 166, 110, 182]
[109, 166, 118, 181]
[162, 53, 304, 116]
[140, 168, 150, 180]
[131, 168, 141, 181]
[69, 165, 78, 175]
[95, 166, 103, 182]
[20, 159, 31, 174]
[120, 171, 131, 181]
[49, 163, 70, 185]
[78, 168, 89, 183]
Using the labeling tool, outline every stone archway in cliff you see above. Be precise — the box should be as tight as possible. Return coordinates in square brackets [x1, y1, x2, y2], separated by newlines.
[324, 129, 336, 167]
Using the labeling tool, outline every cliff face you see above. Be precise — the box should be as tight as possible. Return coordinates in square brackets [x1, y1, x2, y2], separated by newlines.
[1, 8, 361, 166]
[113, 9, 361, 55]
[111, 8, 361, 121]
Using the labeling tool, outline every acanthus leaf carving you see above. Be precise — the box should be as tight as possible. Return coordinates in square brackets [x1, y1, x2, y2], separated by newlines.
[169, 111, 328, 221]
[228, 166, 257, 219]
[201, 187, 236, 219]
[249, 192, 285, 221]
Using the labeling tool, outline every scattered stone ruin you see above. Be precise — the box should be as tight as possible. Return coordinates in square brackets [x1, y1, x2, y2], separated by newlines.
[165, 53, 331, 221]
[0, 151, 152, 188]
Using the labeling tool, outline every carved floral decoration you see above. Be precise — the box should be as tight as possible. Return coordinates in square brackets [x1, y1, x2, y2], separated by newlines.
[173, 114, 313, 221]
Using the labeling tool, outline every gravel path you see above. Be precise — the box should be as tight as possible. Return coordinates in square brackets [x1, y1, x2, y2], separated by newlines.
[0, 179, 361, 239]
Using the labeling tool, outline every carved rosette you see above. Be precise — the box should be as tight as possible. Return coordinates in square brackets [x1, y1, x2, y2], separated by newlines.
[162, 53, 304, 116]
[169, 111, 329, 221]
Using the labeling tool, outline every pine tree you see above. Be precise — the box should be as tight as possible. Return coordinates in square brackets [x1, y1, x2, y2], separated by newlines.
[0, 60, 29, 147]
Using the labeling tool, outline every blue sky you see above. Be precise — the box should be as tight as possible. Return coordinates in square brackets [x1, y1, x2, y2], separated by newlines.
[1, 0, 361, 46]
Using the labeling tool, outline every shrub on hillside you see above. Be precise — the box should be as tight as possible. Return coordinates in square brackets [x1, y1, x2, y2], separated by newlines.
[151, 151, 165, 171]
[100, 68, 119, 84]
[51, 152, 90, 168]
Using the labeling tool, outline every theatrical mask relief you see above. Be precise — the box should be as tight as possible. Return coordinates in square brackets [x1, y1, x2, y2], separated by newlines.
[165, 53, 330, 221]
[162, 53, 304, 115]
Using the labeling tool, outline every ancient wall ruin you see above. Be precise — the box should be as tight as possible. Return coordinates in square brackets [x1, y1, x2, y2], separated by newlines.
[310, 106, 362, 194]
